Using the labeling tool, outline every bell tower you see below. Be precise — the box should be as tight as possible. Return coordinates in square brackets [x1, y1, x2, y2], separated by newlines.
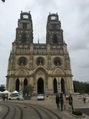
[15, 11, 33, 45]
[46, 13, 63, 45]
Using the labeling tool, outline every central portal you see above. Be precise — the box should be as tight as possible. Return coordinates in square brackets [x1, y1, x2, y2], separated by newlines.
[37, 78, 44, 94]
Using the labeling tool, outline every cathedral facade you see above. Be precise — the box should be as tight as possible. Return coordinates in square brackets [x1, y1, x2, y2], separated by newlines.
[6, 11, 74, 94]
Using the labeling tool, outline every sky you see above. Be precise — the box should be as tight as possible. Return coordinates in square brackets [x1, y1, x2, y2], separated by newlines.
[0, 0, 89, 85]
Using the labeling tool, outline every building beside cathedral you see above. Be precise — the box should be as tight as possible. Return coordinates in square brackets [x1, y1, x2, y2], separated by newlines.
[6, 11, 74, 94]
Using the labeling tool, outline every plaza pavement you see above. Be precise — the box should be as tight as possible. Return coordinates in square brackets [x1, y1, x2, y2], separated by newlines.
[41, 94, 89, 119]
[30, 94, 89, 119]
[0, 94, 89, 119]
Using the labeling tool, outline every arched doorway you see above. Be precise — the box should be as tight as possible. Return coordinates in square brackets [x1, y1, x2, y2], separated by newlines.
[24, 78, 28, 87]
[53, 78, 58, 94]
[15, 79, 19, 91]
[37, 78, 44, 94]
[61, 78, 65, 94]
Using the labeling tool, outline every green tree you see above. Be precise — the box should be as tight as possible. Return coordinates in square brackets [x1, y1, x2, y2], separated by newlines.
[0, 85, 5, 91]
[85, 82, 89, 93]
[23, 84, 34, 96]
[73, 80, 89, 93]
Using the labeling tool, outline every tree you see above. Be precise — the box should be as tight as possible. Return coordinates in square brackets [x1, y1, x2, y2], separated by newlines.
[73, 80, 89, 94]
[85, 82, 89, 93]
[1, 0, 5, 2]
[0, 85, 5, 91]
[23, 84, 34, 96]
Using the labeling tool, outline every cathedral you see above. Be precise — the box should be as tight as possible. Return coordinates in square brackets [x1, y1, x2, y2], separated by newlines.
[6, 11, 74, 94]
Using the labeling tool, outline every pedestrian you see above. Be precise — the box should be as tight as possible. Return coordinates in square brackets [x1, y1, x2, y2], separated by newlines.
[68, 94, 73, 110]
[55, 94, 60, 109]
[60, 92, 64, 111]
[83, 96, 86, 103]
[2, 94, 5, 101]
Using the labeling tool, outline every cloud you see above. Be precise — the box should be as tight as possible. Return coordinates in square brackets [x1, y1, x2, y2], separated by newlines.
[0, 0, 89, 84]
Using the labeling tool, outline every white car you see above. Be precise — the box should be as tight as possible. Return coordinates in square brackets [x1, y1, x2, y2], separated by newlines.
[37, 94, 45, 100]
[8, 93, 20, 100]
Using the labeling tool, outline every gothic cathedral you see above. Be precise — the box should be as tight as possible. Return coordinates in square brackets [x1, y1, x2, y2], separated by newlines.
[6, 11, 74, 94]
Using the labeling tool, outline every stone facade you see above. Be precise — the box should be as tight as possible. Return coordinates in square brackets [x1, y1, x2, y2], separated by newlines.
[6, 11, 74, 94]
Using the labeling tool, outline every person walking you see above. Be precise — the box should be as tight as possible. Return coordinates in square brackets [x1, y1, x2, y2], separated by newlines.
[68, 94, 73, 110]
[55, 94, 60, 109]
[83, 96, 86, 103]
[60, 92, 64, 111]
[2, 94, 5, 101]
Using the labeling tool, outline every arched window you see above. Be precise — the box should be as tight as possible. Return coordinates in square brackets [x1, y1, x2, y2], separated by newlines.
[53, 34, 58, 44]
[54, 57, 61, 66]
[36, 57, 45, 66]
[18, 57, 27, 66]
[22, 33, 26, 43]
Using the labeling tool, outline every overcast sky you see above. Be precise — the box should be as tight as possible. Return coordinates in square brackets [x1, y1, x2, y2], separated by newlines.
[0, 0, 89, 85]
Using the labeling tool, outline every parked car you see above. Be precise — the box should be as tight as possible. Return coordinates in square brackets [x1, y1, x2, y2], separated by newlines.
[8, 93, 20, 100]
[37, 94, 45, 100]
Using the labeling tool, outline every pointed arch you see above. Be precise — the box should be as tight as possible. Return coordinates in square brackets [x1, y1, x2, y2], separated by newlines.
[22, 33, 26, 43]
[24, 78, 28, 87]
[53, 78, 58, 94]
[52, 67, 66, 75]
[61, 78, 65, 94]
[15, 67, 29, 76]
[15, 79, 20, 92]
[34, 66, 47, 75]
[37, 78, 44, 94]
[53, 34, 58, 44]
